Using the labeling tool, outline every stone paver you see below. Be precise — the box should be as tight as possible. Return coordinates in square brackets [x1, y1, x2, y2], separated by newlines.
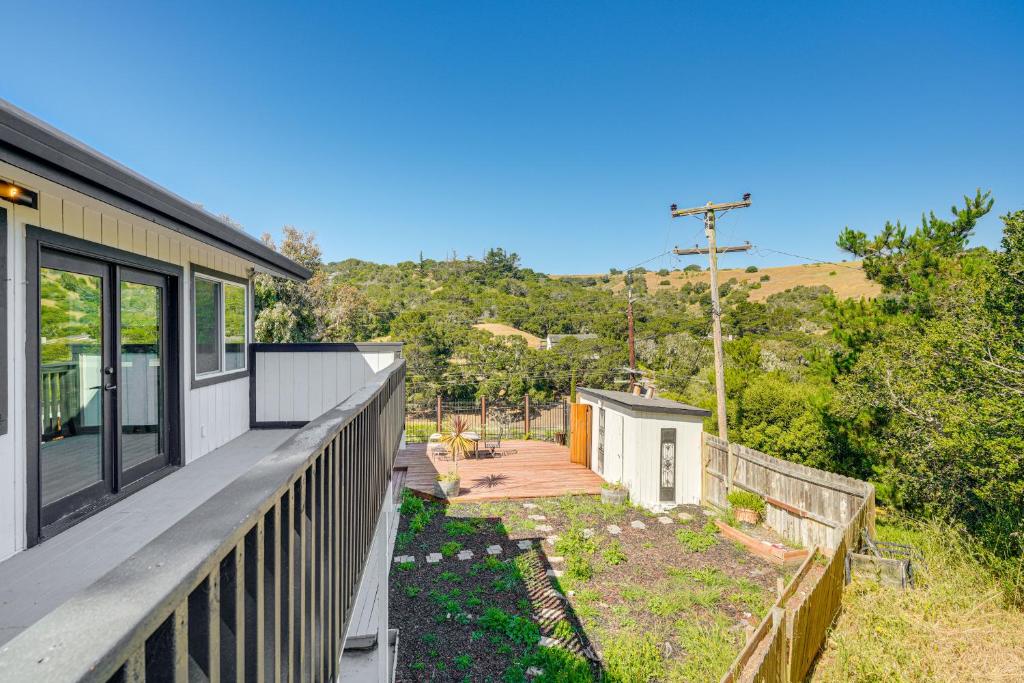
[486, 544, 503, 556]
[425, 553, 442, 564]
[535, 524, 554, 533]
[582, 528, 595, 539]
[606, 524, 622, 535]
[657, 516, 673, 525]
[630, 520, 647, 529]
[546, 535, 560, 546]
[393, 555, 415, 564]
[537, 607, 561, 620]
[527, 666, 544, 677]
[523, 502, 539, 509]
[545, 569, 564, 578]
[457, 549, 474, 561]
[545, 588, 566, 600]
[546, 556, 564, 563]
[527, 514, 547, 521]
[517, 540, 534, 550]
[677, 512, 694, 522]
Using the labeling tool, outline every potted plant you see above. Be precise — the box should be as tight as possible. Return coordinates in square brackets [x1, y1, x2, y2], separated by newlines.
[601, 481, 628, 506]
[727, 490, 766, 525]
[435, 415, 473, 498]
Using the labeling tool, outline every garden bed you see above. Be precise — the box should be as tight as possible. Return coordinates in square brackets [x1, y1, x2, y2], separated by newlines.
[389, 491, 784, 681]
[714, 519, 810, 567]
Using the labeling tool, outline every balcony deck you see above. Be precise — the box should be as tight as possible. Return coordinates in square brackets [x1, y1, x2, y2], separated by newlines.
[0, 428, 297, 647]
[393, 440, 604, 501]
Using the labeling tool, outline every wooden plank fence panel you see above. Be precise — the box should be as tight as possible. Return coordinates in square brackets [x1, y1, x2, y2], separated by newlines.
[787, 541, 848, 682]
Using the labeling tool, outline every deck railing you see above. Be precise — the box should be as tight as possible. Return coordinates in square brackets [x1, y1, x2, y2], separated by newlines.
[0, 358, 406, 682]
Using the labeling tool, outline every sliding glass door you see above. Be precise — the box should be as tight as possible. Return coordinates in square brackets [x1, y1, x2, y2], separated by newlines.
[37, 249, 173, 531]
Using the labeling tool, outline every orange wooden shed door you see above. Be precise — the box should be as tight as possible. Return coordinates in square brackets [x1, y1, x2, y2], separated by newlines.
[570, 403, 592, 467]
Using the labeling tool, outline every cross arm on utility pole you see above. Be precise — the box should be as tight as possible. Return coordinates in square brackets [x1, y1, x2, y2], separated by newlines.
[673, 243, 751, 256]
[670, 195, 751, 218]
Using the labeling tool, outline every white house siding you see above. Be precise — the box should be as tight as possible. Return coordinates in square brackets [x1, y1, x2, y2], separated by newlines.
[253, 349, 398, 424]
[0, 162, 258, 561]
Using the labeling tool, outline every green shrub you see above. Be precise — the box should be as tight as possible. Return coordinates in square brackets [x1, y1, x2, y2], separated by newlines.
[454, 654, 472, 670]
[440, 541, 462, 558]
[745, 265, 759, 273]
[566, 555, 594, 582]
[603, 540, 628, 565]
[727, 490, 766, 517]
[676, 527, 718, 553]
[443, 519, 478, 536]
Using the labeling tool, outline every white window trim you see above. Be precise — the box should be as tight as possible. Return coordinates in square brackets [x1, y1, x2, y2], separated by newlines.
[192, 268, 249, 386]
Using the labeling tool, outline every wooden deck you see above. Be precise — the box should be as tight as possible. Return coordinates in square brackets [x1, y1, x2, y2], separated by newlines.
[393, 440, 604, 502]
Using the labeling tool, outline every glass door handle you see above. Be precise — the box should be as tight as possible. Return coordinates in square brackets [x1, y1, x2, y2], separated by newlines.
[104, 384, 118, 391]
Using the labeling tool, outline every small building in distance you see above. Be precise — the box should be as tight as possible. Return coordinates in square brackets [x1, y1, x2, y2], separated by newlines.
[576, 387, 710, 511]
[544, 333, 597, 350]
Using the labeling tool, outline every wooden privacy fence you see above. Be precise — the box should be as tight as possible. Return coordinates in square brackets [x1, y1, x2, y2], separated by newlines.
[706, 434, 875, 683]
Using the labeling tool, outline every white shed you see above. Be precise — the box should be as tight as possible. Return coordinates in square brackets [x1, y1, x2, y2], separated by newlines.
[576, 388, 711, 511]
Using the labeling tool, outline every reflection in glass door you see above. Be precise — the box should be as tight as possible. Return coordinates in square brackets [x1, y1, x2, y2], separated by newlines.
[39, 255, 111, 522]
[119, 270, 168, 483]
[37, 250, 172, 533]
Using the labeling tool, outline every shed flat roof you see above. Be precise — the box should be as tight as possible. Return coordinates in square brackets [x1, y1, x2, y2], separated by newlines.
[576, 387, 712, 417]
[0, 98, 311, 281]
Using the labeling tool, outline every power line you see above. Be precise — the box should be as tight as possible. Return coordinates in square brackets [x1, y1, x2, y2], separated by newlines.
[751, 245, 862, 271]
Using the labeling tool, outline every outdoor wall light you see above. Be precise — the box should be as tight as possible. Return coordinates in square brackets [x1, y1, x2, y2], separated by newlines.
[1, 180, 38, 209]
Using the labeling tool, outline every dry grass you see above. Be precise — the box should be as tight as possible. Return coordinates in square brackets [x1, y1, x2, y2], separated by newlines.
[472, 322, 545, 349]
[812, 517, 1024, 682]
[557, 261, 881, 301]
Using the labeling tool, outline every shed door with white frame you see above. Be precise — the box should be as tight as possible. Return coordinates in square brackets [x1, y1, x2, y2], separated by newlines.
[596, 407, 605, 475]
[659, 428, 676, 502]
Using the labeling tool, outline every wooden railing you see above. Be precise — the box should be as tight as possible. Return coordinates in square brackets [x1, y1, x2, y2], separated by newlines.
[704, 434, 875, 683]
[0, 358, 406, 682]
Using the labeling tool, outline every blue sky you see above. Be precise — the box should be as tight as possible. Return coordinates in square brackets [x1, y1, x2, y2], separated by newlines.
[6, 1, 1023, 273]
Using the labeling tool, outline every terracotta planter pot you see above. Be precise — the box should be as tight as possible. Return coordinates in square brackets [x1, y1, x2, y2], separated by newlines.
[436, 478, 461, 498]
[601, 487, 628, 506]
[734, 507, 760, 524]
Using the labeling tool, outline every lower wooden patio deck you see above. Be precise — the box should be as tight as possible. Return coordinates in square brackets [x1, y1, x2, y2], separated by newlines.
[393, 439, 604, 501]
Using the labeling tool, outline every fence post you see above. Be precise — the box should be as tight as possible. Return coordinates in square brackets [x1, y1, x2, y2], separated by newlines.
[524, 394, 530, 437]
[481, 396, 486, 434]
[436, 395, 442, 433]
[726, 442, 735, 497]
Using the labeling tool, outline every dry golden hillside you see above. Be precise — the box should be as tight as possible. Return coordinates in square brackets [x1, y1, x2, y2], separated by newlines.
[558, 261, 880, 302]
[472, 322, 545, 349]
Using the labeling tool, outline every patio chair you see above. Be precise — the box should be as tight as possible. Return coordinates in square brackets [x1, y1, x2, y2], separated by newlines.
[427, 433, 449, 461]
[482, 430, 503, 458]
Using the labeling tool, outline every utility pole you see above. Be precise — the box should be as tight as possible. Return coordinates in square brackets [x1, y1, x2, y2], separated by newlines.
[626, 278, 636, 391]
[670, 195, 752, 441]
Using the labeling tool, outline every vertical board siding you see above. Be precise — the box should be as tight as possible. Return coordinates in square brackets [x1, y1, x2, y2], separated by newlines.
[253, 348, 400, 425]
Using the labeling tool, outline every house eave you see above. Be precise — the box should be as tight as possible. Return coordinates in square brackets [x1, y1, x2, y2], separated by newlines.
[0, 98, 312, 282]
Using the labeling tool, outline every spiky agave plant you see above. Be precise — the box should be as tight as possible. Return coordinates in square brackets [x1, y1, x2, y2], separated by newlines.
[440, 415, 474, 475]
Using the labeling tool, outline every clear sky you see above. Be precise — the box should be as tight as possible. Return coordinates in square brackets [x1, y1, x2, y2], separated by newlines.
[6, 1, 1023, 273]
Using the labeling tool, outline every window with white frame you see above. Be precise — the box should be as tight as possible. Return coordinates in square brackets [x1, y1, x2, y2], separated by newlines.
[192, 267, 248, 384]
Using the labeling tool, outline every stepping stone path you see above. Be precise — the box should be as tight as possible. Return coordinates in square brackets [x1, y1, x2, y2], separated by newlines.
[547, 556, 564, 563]
[677, 512, 695, 522]
[537, 607, 561, 620]
[546, 535, 559, 546]
[657, 516, 674, 525]
[517, 540, 534, 550]
[606, 525, 622, 535]
[486, 544, 503, 556]
[523, 502, 539, 509]
[630, 520, 647, 529]
[545, 569, 564, 578]
[527, 514, 547, 521]
[425, 553, 442, 564]
[582, 528, 595, 539]
[457, 550, 474, 561]
[535, 524, 554, 533]
[393, 555, 415, 564]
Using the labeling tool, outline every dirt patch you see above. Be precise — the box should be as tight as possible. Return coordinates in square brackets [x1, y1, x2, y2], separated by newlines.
[390, 493, 786, 681]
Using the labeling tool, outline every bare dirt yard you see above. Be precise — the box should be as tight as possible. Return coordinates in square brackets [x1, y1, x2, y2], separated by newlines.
[389, 492, 785, 682]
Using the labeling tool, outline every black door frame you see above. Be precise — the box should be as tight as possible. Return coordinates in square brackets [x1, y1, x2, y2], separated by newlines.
[26, 226, 184, 546]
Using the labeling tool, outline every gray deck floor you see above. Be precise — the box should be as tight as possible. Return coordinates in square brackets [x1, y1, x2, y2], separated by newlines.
[0, 428, 296, 646]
